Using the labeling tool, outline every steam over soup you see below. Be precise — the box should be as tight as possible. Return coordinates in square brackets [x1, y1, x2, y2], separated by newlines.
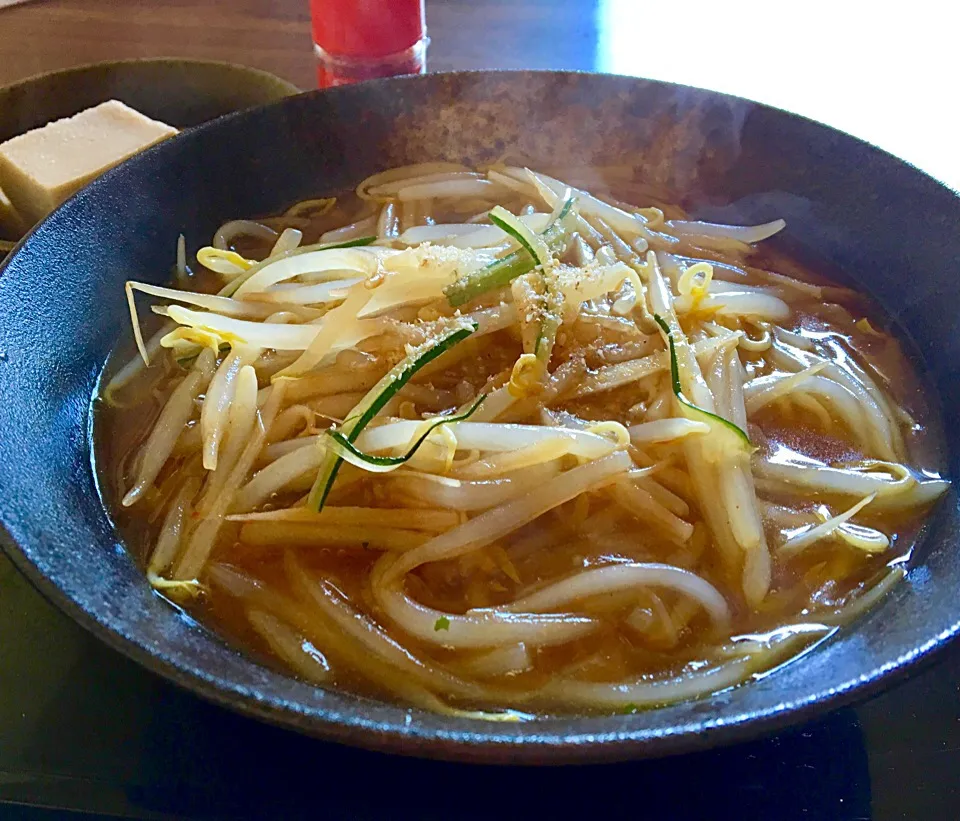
[97, 163, 949, 718]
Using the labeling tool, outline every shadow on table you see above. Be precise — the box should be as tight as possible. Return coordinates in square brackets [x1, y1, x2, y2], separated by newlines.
[129, 691, 871, 821]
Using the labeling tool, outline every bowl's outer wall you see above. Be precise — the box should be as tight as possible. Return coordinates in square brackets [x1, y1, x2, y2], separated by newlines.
[0, 72, 958, 763]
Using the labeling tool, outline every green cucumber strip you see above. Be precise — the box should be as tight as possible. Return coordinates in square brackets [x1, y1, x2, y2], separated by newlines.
[489, 205, 561, 365]
[444, 251, 533, 307]
[312, 235, 377, 251]
[549, 194, 577, 229]
[325, 394, 486, 471]
[489, 207, 552, 268]
[487, 206, 565, 364]
[306, 323, 479, 510]
[534, 271, 563, 362]
[445, 196, 577, 307]
[652, 313, 752, 447]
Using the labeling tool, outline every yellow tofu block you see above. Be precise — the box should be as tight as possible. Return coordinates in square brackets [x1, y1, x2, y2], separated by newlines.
[0, 100, 178, 225]
[0, 185, 29, 239]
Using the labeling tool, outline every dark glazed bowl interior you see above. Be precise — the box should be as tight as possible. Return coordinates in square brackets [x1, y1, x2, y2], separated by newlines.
[0, 71, 958, 764]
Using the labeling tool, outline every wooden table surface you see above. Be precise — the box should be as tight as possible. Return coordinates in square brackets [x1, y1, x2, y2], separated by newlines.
[0, 1, 958, 180]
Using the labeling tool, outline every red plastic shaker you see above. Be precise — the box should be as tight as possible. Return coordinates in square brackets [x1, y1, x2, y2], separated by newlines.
[310, 0, 428, 88]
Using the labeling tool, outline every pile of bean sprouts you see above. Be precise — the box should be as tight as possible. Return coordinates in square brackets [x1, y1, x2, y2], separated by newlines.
[104, 163, 949, 717]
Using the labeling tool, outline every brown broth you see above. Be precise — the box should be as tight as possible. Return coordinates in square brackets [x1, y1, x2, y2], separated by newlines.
[94, 173, 949, 714]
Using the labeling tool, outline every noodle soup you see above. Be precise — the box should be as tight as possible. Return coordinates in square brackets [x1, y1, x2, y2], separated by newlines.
[96, 164, 948, 717]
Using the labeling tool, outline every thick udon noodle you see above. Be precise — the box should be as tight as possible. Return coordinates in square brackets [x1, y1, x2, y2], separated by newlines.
[98, 163, 949, 719]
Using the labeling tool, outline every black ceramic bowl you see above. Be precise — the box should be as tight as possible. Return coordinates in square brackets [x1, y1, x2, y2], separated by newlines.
[0, 71, 957, 764]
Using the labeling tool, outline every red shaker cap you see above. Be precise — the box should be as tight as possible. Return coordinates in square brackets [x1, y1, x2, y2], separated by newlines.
[311, 0, 425, 59]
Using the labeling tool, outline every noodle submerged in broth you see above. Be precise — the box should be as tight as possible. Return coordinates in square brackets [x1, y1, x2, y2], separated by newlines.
[96, 163, 949, 718]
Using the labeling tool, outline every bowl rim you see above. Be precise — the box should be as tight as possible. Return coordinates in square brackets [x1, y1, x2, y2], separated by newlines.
[0, 56, 302, 98]
[0, 68, 958, 764]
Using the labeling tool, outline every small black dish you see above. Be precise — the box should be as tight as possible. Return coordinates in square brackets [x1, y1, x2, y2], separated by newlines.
[0, 57, 300, 141]
[0, 71, 957, 764]
[0, 57, 300, 241]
